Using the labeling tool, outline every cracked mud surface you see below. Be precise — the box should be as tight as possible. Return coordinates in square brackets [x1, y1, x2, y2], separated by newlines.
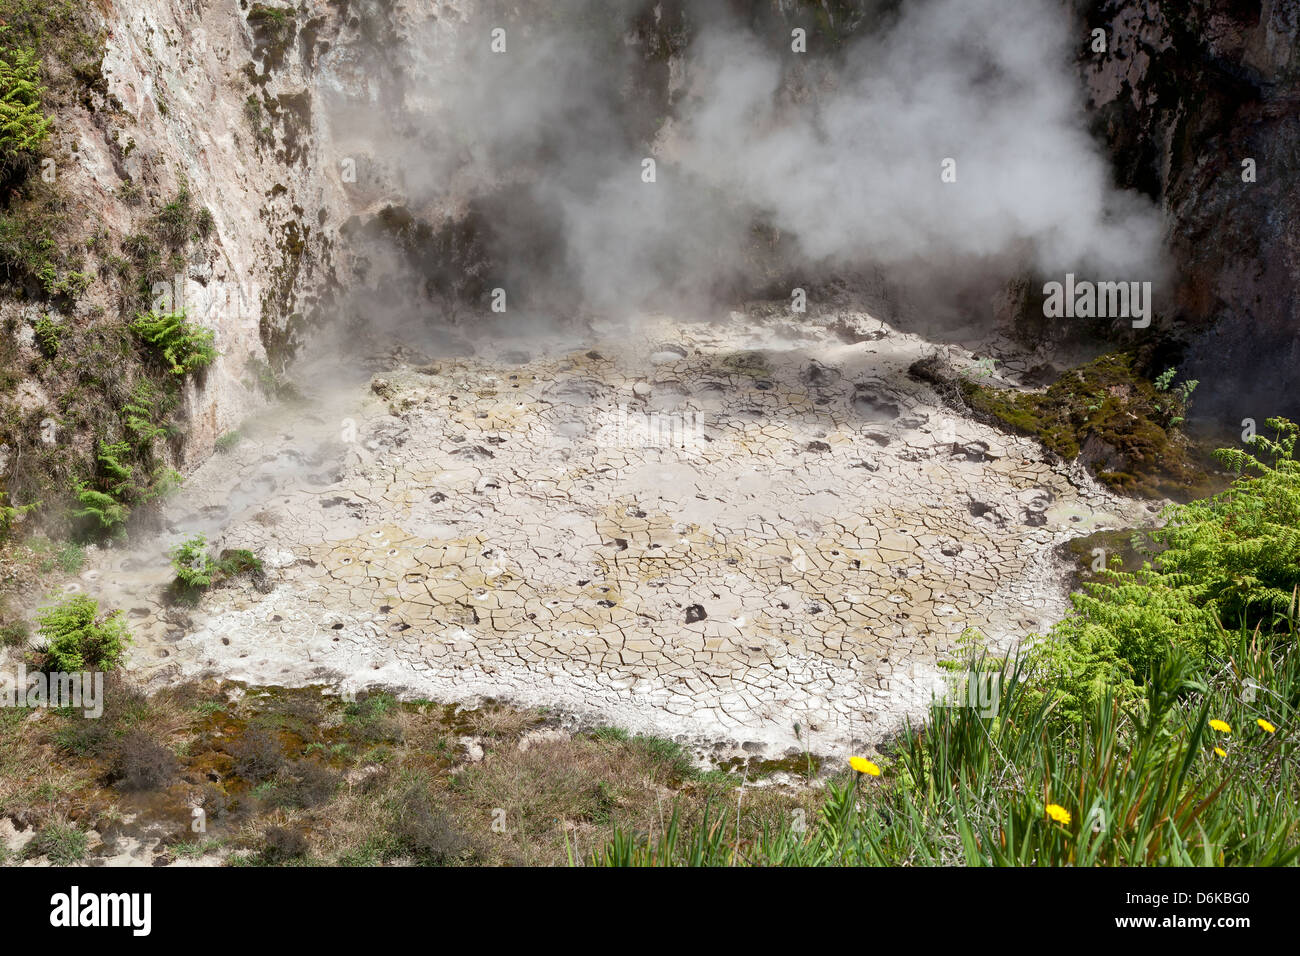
[84, 312, 1152, 755]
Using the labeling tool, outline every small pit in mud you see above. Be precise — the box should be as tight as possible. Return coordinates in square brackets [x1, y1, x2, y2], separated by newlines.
[649, 345, 689, 364]
[851, 387, 901, 421]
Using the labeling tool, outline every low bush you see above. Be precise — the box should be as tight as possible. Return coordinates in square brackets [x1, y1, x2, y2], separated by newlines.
[170, 534, 216, 590]
[115, 729, 177, 791]
[259, 825, 309, 863]
[34, 594, 131, 671]
[229, 727, 285, 781]
[1037, 417, 1300, 716]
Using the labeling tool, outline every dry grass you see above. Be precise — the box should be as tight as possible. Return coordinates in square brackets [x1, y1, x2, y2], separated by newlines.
[1, 680, 820, 867]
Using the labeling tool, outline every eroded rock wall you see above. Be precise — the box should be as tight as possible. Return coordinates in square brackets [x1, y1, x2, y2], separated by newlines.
[1077, 0, 1300, 422]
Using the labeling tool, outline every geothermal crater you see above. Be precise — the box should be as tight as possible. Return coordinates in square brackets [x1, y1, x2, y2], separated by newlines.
[88, 311, 1149, 755]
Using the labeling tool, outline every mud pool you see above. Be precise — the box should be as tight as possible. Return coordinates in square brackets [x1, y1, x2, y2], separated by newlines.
[76, 310, 1153, 756]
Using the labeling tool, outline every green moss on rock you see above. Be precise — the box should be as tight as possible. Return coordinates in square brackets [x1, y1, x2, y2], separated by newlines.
[959, 352, 1213, 499]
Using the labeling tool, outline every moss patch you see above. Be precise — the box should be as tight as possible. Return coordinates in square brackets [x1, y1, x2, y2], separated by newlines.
[959, 352, 1215, 499]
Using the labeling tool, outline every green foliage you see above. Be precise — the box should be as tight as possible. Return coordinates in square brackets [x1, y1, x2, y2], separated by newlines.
[24, 821, 87, 865]
[30, 536, 84, 574]
[0, 184, 62, 288]
[598, 637, 1298, 866]
[0, 27, 51, 172]
[48, 268, 89, 299]
[117, 180, 143, 205]
[170, 533, 216, 590]
[0, 596, 28, 647]
[70, 478, 128, 534]
[195, 206, 215, 239]
[0, 489, 38, 537]
[33, 314, 59, 355]
[214, 429, 241, 453]
[35, 594, 131, 671]
[122, 380, 172, 449]
[960, 352, 1208, 497]
[597, 424, 1300, 867]
[1153, 367, 1199, 428]
[95, 438, 133, 488]
[169, 535, 261, 598]
[66, 380, 183, 540]
[152, 181, 193, 246]
[216, 548, 262, 577]
[130, 308, 217, 376]
[1038, 418, 1300, 716]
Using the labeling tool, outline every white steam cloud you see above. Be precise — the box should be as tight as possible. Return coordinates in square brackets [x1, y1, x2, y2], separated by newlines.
[324, 0, 1165, 321]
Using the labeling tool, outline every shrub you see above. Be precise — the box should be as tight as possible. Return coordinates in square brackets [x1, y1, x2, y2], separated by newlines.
[33, 314, 60, 355]
[95, 439, 134, 492]
[0, 607, 28, 648]
[170, 533, 216, 590]
[214, 430, 241, 453]
[342, 692, 400, 743]
[216, 548, 262, 576]
[0, 489, 38, 538]
[260, 825, 309, 863]
[152, 182, 193, 246]
[279, 759, 340, 809]
[71, 480, 128, 535]
[195, 206, 214, 238]
[130, 308, 216, 376]
[34, 594, 131, 671]
[389, 777, 470, 864]
[1153, 367, 1199, 428]
[229, 727, 285, 781]
[1037, 417, 1300, 715]
[168, 536, 261, 599]
[122, 380, 172, 449]
[117, 181, 142, 205]
[53, 541, 85, 574]
[115, 729, 177, 791]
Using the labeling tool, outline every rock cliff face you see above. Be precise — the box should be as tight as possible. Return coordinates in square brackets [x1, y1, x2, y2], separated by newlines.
[39, 0, 362, 461]
[1076, 0, 1299, 422]
[0, 0, 444, 511]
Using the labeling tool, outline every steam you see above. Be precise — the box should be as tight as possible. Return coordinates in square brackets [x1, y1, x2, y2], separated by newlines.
[324, 0, 1165, 325]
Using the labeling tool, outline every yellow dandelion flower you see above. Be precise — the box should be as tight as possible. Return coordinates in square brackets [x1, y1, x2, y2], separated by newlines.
[1046, 804, 1071, 825]
[1257, 719, 1276, 734]
[1208, 719, 1232, 734]
[1214, 747, 1227, 758]
[849, 756, 881, 776]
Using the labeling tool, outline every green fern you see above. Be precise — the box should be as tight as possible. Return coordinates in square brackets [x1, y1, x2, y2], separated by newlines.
[70, 480, 128, 533]
[170, 533, 216, 589]
[0, 490, 39, 537]
[122, 380, 170, 448]
[130, 308, 217, 376]
[1038, 417, 1300, 714]
[0, 31, 52, 171]
[35, 594, 131, 671]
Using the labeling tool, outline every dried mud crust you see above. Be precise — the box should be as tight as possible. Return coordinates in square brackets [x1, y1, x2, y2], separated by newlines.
[98, 313, 1152, 756]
